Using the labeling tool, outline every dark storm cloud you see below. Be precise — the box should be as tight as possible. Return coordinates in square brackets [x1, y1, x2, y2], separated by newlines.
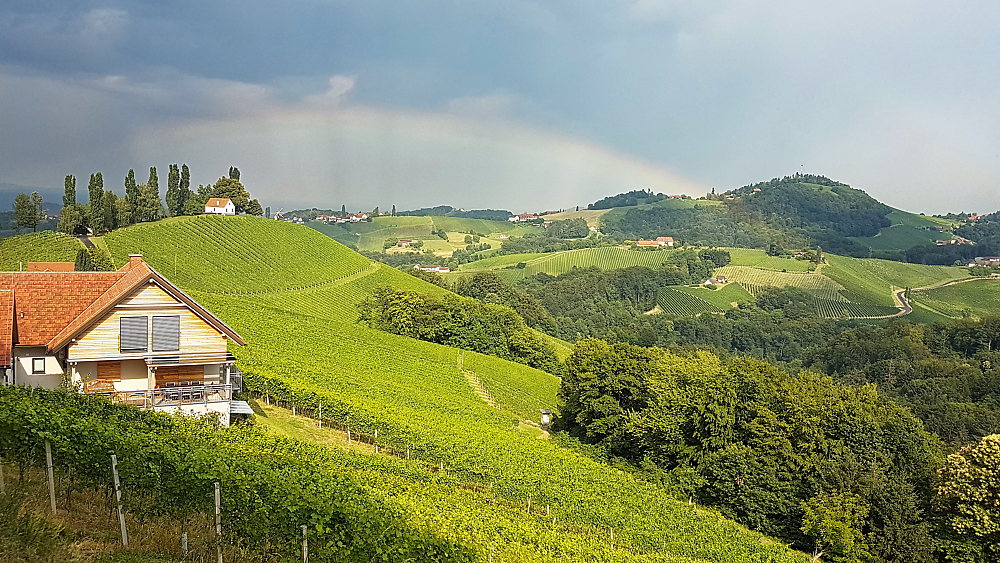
[1, 1, 999, 213]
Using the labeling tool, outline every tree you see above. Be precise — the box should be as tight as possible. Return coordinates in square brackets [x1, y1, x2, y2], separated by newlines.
[341, 204, 347, 217]
[124, 169, 140, 225]
[229, 166, 240, 180]
[372, 206, 379, 216]
[57, 204, 88, 235]
[88, 172, 105, 232]
[102, 190, 119, 230]
[800, 492, 870, 562]
[166, 164, 182, 216]
[245, 199, 264, 216]
[936, 434, 1000, 560]
[179, 164, 192, 214]
[391, 205, 396, 216]
[63, 175, 76, 207]
[114, 194, 131, 227]
[211, 177, 252, 213]
[13, 193, 39, 232]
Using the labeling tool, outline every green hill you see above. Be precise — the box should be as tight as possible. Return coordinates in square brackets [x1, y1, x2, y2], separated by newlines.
[91, 215, 806, 562]
[847, 209, 959, 251]
[309, 215, 541, 254]
[0, 231, 83, 270]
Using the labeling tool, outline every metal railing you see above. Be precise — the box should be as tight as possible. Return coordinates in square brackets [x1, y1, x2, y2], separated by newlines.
[96, 384, 232, 409]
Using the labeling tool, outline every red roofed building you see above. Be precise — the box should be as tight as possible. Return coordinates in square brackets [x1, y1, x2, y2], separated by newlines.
[27, 262, 76, 272]
[205, 197, 236, 215]
[655, 237, 675, 247]
[0, 255, 246, 425]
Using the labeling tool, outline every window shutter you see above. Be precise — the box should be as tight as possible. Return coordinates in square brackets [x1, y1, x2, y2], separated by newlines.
[152, 316, 181, 352]
[120, 316, 148, 352]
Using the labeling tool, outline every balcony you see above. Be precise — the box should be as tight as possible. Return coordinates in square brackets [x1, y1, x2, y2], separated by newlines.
[96, 384, 232, 409]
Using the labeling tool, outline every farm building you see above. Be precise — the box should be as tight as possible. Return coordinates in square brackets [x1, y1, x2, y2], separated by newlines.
[636, 240, 660, 248]
[397, 240, 415, 247]
[205, 197, 236, 215]
[508, 214, 538, 223]
[414, 264, 451, 273]
[655, 236, 675, 247]
[0, 255, 246, 426]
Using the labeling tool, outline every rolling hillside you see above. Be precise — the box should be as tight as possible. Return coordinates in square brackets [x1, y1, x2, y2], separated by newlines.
[0, 231, 83, 270]
[847, 209, 959, 251]
[91, 216, 807, 562]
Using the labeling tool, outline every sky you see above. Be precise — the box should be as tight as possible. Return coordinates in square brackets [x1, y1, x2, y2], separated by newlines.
[1, 1, 999, 214]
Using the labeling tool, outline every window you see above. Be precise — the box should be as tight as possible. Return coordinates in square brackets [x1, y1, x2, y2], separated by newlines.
[120, 316, 148, 352]
[152, 315, 181, 351]
[32, 358, 45, 374]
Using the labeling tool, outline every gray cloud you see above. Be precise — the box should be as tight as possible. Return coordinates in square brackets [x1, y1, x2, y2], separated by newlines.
[1, 1, 998, 214]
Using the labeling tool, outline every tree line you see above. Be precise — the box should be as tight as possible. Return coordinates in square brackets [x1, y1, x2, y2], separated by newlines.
[8, 165, 263, 236]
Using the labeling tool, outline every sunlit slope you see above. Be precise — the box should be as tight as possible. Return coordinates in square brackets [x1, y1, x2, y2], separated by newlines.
[104, 215, 371, 292]
[848, 209, 959, 251]
[103, 215, 806, 563]
[0, 231, 83, 270]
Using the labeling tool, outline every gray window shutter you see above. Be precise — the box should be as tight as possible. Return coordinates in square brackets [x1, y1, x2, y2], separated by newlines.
[120, 316, 148, 352]
[152, 316, 180, 352]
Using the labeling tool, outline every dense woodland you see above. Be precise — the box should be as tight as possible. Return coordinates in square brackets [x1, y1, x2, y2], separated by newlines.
[588, 189, 667, 209]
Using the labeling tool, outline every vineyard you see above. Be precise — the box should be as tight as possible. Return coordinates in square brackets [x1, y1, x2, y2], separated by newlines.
[655, 288, 723, 316]
[671, 283, 754, 309]
[457, 247, 679, 282]
[0, 231, 83, 270]
[87, 216, 807, 562]
[909, 278, 1000, 320]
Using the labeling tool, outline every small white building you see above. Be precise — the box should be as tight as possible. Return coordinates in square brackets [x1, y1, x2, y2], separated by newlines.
[205, 198, 236, 215]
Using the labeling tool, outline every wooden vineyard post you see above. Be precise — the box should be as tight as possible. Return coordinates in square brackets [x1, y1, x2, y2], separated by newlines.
[265, 395, 269, 406]
[347, 428, 351, 444]
[292, 405, 296, 416]
[527, 498, 531, 513]
[182, 532, 188, 554]
[406, 448, 410, 460]
[374, 429, 378, 454]
[546, 505, 550, 516]
[44, 439, 56, 513]
[111, 455, 129, 546]
[214, 482, 223, 563]
[318, 403, 322, 429]
[0, 456, 5, 494]
[610, 527, 614, 549]
[301, 525, 309, 563]
[489, 542, 494, 563]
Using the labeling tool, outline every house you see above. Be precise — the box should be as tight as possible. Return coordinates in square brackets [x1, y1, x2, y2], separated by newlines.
[414, 264, 451, 273]
[704, 278, 720, 286]
[636, 240, 660, 248]
[27, 262, 75, 272]
[971, 257, 1000, 267]
[655, 236, 675, 247]
[205, 198, 236, 215]
[508, 214, 538, 223]
[669, 194, 683, 199]
[753, 188, 761, 193]
[0, 255, 246, 426]
[716, 275, 728, 283]
[397, 240, 414, 247]
[498, 234, 509, 239]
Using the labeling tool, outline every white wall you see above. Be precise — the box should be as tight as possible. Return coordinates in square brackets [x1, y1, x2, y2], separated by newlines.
[13, 347, 64, 390]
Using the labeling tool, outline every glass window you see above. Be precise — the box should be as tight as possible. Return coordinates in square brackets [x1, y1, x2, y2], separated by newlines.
[32, 358, 45, 374]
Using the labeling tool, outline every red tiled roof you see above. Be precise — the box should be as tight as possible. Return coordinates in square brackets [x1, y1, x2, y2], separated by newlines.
[0, 290, 13, 366]
[0, 256, 246, 356]
[206, 198, 232, 208]
[0, 271, 122, 347]
[27, 262, 76, 272]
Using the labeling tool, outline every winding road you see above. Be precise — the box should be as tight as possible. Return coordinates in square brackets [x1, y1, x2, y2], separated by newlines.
[891, 277, 978, 318]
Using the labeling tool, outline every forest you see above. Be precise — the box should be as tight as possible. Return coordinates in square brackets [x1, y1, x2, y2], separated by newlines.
[587, 189, 666, 210]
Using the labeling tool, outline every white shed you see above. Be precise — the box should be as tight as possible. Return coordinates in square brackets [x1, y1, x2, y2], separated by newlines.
[205, 198, 236, 215]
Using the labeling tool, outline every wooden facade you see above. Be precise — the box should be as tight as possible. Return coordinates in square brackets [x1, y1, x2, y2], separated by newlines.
[68, 283, 229, 362]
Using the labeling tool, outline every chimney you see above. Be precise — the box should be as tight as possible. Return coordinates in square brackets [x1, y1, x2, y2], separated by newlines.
[127, 254, 144, 270]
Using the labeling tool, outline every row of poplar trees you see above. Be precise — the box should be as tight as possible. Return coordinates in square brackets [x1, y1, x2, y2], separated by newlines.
[57, 165, 262, 235]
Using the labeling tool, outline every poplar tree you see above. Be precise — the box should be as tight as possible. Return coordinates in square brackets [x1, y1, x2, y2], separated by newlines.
[166, 164, 181, 216]
[124, 169, 140, 224]
[63, 175, 76, 207]
[88, 173, 104, 232]
[179, 164, 191, 214]
[341, 204, 347, 216]
[229, 166, 240, 181]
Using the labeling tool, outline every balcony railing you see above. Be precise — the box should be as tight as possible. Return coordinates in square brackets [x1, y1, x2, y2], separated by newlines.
[95, 384, 232, 409]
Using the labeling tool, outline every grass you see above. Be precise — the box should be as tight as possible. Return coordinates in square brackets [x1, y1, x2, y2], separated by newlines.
[673, 283, 754, 309]
[909, 278, 1000, 320]
[847, 209, 960, 251]
[97, 216, 810, 562]
[0, 231, 83, 271]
